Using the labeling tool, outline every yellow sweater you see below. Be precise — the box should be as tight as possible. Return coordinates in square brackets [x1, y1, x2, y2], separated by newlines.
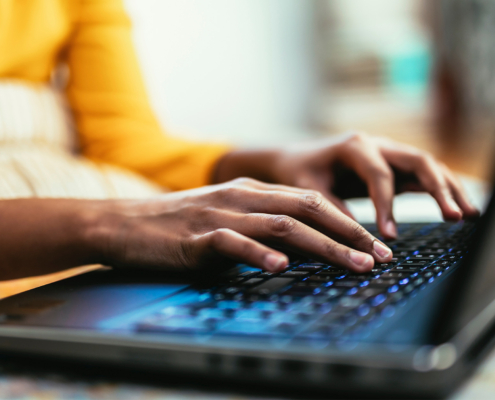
[0, 0, 230, 190]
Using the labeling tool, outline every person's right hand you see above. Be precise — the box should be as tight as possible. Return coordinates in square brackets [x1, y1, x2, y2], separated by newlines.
[93, 178, 393, 274]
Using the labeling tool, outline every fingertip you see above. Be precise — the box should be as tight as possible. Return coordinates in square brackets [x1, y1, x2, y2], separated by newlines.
[446, 198, 463, 219]
[443, 207, 463, 222]
[373, 240, 393, 261]
[349, 251, 374, 272]
[264, 253, 288, 272]
[383, 220, 397, 240]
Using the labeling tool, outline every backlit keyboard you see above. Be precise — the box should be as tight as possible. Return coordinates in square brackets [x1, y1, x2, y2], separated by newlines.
[135, 221, 475, 340]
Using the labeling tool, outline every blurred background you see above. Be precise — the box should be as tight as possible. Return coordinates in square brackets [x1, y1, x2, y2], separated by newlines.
[3, 0, 495, 308]
[124, 0, 495, 180]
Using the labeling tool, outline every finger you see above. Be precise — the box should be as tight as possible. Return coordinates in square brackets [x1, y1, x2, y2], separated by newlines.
[336, 136, 397, 239]
[233, 177, 322, 196]
[292, 173, 355, 219]
[229, 177, 356, 219]
[231, 213, 375, 273]
[442, 168, 480, 218]
[198, 228, 289, 272]
[381, 149, 463, 221]
[231, 190, 392, 263]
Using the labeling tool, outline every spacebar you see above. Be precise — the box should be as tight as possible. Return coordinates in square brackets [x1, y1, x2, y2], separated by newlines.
[247, 278, 294, 295]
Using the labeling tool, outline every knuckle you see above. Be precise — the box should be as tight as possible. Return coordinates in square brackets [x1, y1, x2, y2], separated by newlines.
[268, 215, 297, 237]
[238, 239, 255, 255]
[184, 206, 216, 230]
[323, 240, 338, 256]
[346, 131, 369, 145]
[370, 166, 393, 181]
[416, 152, 435, 168]
[232, 177, 258, 186]
[349, 223, 371, 245]
[188, 205, 210, 218]
[213, 185, 246, 201]
[438, 187, 452, 198]
[208, 228, 231, 247]
[299, 193, 325, 214]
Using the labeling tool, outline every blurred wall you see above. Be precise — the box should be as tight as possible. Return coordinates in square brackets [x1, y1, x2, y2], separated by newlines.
[124, 0, 316, 145]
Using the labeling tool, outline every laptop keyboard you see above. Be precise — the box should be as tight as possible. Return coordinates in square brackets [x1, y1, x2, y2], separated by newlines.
[135, 221, 475, 340]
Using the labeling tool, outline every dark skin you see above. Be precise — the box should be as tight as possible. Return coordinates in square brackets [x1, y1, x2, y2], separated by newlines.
[0, 132, 478, 281]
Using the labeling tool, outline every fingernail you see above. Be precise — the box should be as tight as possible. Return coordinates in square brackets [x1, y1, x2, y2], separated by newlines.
[264, 254, 287, 271]
[373, 240, 392, 259]
[385, 220, 397, 238]
[349, 251, 373, 271]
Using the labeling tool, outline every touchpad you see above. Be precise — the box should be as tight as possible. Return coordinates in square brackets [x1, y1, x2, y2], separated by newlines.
[0, 269, 189, 329]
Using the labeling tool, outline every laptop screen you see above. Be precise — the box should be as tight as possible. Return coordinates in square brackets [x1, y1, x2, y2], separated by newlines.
[433, 180, 495, 343]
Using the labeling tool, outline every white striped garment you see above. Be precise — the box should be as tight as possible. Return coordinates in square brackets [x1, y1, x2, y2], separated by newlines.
[0, 80, 163, 199]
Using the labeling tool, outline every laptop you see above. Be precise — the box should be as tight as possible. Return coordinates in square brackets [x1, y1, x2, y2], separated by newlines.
[0, 185, 494, 398]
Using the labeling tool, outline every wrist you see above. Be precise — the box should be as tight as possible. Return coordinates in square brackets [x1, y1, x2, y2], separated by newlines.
[212, 149, 283, 184]
[77, 200, 124, 266]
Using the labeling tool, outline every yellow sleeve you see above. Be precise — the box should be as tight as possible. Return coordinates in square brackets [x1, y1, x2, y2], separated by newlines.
[65, 0, 231, 190]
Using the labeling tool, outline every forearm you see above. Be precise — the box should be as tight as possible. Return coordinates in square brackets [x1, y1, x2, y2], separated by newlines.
[0, 199, 107, 281]
[212, 149, 283, 184]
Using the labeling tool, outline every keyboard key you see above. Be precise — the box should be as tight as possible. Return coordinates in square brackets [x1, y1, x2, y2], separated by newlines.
[198, 308, 225, 319]
[216, 320, 272, 336]
[367, 279, 398, 288]
[247, 278, 295, 295]
[412, 277, 425, 287]
[402, 260, 428, 265]
[293, 266, 322, 272]
[239, 271, 261, 278]
[443, 255, 459, 261]
[375, 263, 394, 270]
[420, 250, 447, 255]
[354, 287, 386, 299]
[293, 282, 322, 289]
[410, 254, 437, 259]
[435, 261, 452, 267]
[379, 272, 412, 279]
[217, 301, 244, 310]
[307, 276, 331, 283]
[281, 271, 310, 278]
[258, 272, 276, 278]
[228, 277, 246, 284]
[298, 262, 327, 267]
[223, 287, 241, 295]
[332, 280, 360, 288]
[251, 301, 279, 311]
[295, 263, 325, 271]
[393, 265, 423, 271]
[315, 273, 347, 280]
[370, 268, 383, 274]
[407, 257, 437, 263]
[241, 278, 264, 286]
[325, 288, 345, 298]
[281, 288, 317, 297]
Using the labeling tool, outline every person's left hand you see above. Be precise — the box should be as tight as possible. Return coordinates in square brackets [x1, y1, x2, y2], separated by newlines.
[214, 132, 479, 239]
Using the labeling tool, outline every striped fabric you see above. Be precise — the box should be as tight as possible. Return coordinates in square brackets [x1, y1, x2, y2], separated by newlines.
[0, 80, 163, 199]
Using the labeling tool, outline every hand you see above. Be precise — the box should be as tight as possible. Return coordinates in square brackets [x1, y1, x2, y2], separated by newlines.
[215, 132, 479, 239]
[94, 178, 393, 274]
